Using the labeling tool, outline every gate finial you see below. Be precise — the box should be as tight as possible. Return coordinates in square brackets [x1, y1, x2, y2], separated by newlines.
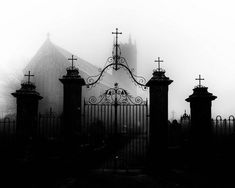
[112, 28, 122, 47]
[154, 57, 164, 72]
[195, 74, 205, 88]
[24, 71, 34, 84]
[112, 28, 122, 70]
[68, 55, 77, 70]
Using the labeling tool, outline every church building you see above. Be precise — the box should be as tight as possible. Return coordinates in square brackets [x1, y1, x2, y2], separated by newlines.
[23, 35, 138, 115]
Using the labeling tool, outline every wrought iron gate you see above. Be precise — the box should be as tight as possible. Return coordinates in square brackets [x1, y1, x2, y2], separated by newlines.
[81, 28, 149, 170]
[82, 83, 149, 169]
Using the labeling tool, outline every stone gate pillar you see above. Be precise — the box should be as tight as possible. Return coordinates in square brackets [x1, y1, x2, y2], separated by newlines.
[12, 73, 42, 141]
[146, 59, 173, 172]
[59, 60, 85, 143]
[186, 75, 216, 152]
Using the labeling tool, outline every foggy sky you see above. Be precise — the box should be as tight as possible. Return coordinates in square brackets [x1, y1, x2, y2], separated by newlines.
[1, 0, 235, 119]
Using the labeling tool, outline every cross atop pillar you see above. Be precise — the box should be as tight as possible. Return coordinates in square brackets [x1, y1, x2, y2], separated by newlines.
[24, 71, 34, 84]
[154, 57, 164, 72]
[68, 55, 77, 70]
[195, 74, 205, 87]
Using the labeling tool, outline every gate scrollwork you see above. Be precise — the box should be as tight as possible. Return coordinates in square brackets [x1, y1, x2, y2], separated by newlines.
[86, 28, 147, 90]
[87, 83, 146, 105]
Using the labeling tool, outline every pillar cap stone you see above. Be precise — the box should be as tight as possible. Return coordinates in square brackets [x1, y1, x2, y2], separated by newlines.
[146, 70, 173, 87]
[186, 87, 217, 102]
[59, 67, 85, 85]
[11, 82, 43, 100]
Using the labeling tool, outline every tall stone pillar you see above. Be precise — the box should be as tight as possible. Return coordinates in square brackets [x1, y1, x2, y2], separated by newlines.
[146, 62, 173, 171]
[186, 75, 216, 169]
[186, 79, 217, 150]
[59, 65, 85, 143]
[12, 80, 42, 140]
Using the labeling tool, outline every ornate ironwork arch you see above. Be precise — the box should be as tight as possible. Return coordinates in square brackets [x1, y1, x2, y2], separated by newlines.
[87, 83, 146, 105]
[86, 28, 147, 90]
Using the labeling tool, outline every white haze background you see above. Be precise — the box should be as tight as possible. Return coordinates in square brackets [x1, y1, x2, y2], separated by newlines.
[0, 0, 235, 119]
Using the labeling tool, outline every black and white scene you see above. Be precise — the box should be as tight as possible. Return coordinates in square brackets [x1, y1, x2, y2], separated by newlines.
[1, 0, 235, 187]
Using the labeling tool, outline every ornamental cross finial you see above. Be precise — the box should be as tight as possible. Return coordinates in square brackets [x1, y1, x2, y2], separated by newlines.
[112, 28, 122, 70]
[24, 71, 34, 84]
[112, 28, 122, 46]
[68, 55, 77, 70]
[195, 74, 204, 87]
[154, 57, 164, 71]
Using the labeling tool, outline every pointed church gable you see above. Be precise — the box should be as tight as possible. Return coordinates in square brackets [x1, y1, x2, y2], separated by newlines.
[23, 38, 118, 114]
[54, 44, 115, 87]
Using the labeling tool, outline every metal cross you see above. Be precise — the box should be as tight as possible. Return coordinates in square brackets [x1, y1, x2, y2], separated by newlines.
[195, 74, 204, 87]
[112, 28, 122, 46]
[154, 57, 164, 71]
[24, 71, 34, 84]
[68, 55, 77, 70]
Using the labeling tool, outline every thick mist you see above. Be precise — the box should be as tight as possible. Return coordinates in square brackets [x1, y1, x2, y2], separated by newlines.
[1, 0, 235, 118]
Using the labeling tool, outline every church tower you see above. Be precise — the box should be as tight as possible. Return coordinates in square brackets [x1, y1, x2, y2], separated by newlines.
[112, 35, 137, 96]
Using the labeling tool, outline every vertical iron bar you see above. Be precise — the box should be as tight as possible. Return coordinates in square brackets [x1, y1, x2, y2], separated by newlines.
[110, 104, 113, 134]
[146, 100, 149, 161]
[115, 89, 118, 136]
[86, 103, 89, 143]
[107, 104, 110, 135]
[126, 104, 129, 168]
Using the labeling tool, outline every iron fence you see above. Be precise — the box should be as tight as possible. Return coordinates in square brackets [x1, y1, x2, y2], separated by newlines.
[36, 114, 63, 141]
[0, 117, 16, 144]
[0, 114, 63, 143]
[180, 114, 235, 137]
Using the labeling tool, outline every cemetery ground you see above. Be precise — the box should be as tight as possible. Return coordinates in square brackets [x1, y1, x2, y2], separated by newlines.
[0, 138, 235, 187]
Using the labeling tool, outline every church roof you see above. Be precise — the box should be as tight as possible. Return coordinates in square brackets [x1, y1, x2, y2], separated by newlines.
[24, 37, 114, 87]
[23, 37, 119, 114]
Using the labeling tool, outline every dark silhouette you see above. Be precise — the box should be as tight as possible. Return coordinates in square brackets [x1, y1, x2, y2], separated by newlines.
[146, 58, 173, 174]
[12, 73, 42, 141]
[59, 58, 85, 145]
[168, 119, 182, 146]
[2, 30, 235, 187]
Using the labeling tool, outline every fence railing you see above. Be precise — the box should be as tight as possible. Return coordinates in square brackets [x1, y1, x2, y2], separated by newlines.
[36, 114, 63, 141]
[0, 117, 16, 144]
[212, 115, 235, 136]
[0, 114, 63, 143]
[180, 115, 235, 137]
[0, 114, 235, 145]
